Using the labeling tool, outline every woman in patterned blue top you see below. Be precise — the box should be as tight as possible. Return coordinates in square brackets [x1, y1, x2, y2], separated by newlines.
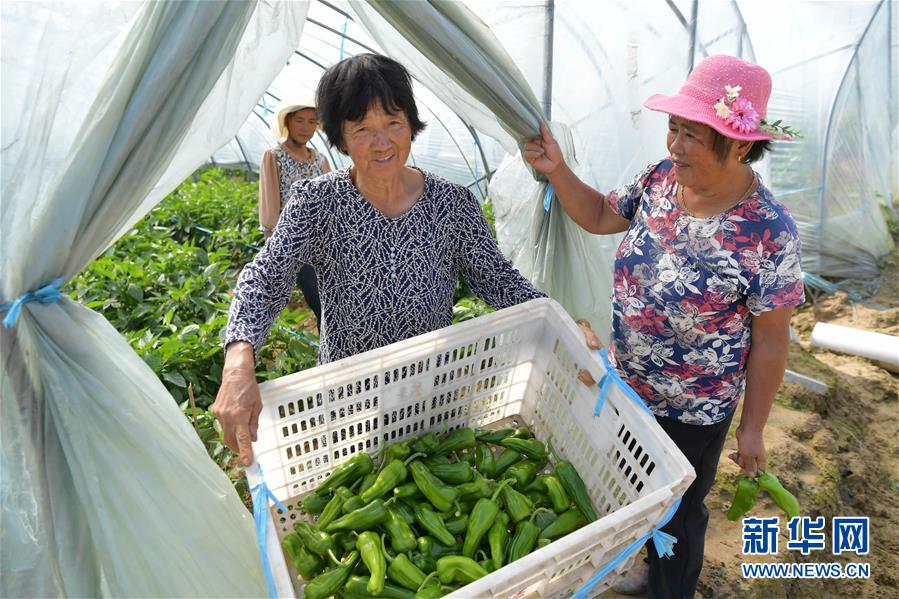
[526, 56, 804, 598]
[213, 54, 543, 467]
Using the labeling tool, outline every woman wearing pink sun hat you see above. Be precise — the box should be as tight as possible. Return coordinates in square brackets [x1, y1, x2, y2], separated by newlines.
[526, 55, 804, 598]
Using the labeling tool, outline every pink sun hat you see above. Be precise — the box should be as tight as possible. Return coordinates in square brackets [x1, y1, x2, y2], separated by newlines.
[644, 55, 793, 141]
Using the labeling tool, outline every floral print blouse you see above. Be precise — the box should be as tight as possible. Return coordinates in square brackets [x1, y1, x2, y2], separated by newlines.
[226, 168, 544, 364]
[606, 159, 805, 425]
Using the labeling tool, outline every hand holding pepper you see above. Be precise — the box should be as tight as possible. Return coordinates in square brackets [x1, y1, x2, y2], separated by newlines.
[729, 425, 767, 477]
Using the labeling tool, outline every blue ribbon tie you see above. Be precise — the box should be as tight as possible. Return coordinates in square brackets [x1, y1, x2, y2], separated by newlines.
[592, 374, 610, 417]
[543, 184, 554, 211]
[250, 465, 289, 599]
[571, 497, 682, 599]
[651, 529, 679, 559]
[0, 278, 65, 328]
[594, 348, 654, 417]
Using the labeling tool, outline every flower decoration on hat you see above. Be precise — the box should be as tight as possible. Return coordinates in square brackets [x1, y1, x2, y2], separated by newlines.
[714, 84, 801, 140]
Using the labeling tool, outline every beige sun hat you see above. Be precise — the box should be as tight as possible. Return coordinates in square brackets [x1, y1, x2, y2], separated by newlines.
[271, 93, 318, 142]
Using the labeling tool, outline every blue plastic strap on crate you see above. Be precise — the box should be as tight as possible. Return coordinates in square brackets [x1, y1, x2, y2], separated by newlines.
[570, 497, 682, 599]
[543, 184, 554, 211]
[250, 464, 289, 599]
[593, 348, 653, 417]
[0, 278, 64, 328]
[592, 373, 611, 417]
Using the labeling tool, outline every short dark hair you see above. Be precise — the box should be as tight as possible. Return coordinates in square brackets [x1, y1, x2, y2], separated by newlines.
[710, 129, 771, 164]
[316, 54, 426, 153]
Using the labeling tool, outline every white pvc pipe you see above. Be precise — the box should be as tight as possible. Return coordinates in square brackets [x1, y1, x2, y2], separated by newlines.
[810, 322, 899, 372]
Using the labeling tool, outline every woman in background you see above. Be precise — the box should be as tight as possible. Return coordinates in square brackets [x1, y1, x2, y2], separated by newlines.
[257, 96, 331, 327]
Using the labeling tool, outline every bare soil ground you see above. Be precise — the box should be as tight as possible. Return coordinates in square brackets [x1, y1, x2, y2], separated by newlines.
[602, 246, 899, 598]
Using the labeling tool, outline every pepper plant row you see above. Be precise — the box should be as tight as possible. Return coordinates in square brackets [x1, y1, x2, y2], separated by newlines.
[282, 426, 599, 598]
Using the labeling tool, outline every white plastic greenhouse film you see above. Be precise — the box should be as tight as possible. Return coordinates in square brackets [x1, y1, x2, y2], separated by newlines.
[2, 1, 309, 596]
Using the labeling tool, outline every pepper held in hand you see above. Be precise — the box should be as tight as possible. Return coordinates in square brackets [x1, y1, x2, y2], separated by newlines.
[726, 476, 761, 521]
[758, 470, 801, 521]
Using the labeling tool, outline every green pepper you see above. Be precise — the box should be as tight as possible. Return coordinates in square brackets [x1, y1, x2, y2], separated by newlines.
[334, 531, 358, 553]
[359, 472, 379, 495]
[384, 506, 418, 553]
[493, 449, 522, 476]
[410, 432, 439, 455]
[474, 428, 515, 443]
[502, 460, 539, 489]
[478, 556, 495, 573]
[536, 537, 552, 549]
[533, 507, 558, 530]
[384, 547, 429, 591]
[361, 453, 426, 504]
[427, 461, 473, 485]
[412, 572, 442, 599]
[342, 495, 366, 514]
[507, 519, 540, 562]
[727, 476, 761, 521]
[444, 513, 469, 535]
[411, 552, 436, 574]
[500, 483, 534, 523]
[526, 490, 553, 509]
[417, 535, 461, 559]
[409, 461, 459, 512]
[549, 439, 598, 522]
[344, 575, 415, 599]
[462, 480, 510, 558]
[394, 481, 423, 500]
[422, 454, 453, 468]
[326, 499, 389, 533]
[283, 533, 326, 580]
[434, 428, 477, 456]
[378, 441, 413, 471]
[294, 544, 326, 580]
[456, 448, 475, 466]
[539, 507, 588, 540]
[293, 521, 337, 559]
[390, 499, 416, 524]
[474, 444, 496, 478]
[304, 550, 359, 599]
[436, 555, 489, 585]
[456, 476, 492, 501]
[315, 486, 353, 530]
[303, 492, 332, 514]
[488, 512, 510, 570]
[316, 452, 374, 496]
[511, 427, 533, 439]
[499, 437, 547, 461]
[758, 470, 800, 520]
[541, 475, 571, 513]
[353, 532, 386, 595]
[413, 503, 456, 546]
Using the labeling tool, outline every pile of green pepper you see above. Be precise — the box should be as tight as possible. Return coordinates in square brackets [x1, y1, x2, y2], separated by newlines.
[280, 426, 599, 598]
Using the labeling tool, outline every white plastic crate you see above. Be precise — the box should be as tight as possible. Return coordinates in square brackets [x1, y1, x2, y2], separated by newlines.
[247, 298, 694, 598]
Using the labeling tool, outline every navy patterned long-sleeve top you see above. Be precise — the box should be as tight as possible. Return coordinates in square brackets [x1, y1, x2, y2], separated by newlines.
[225, 168, 544, 364]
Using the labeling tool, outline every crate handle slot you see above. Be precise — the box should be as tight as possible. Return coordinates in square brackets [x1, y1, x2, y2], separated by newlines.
[593, 348, 654, 418]
[571, 496, 682, 599]
[249, 463, 288, 599]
